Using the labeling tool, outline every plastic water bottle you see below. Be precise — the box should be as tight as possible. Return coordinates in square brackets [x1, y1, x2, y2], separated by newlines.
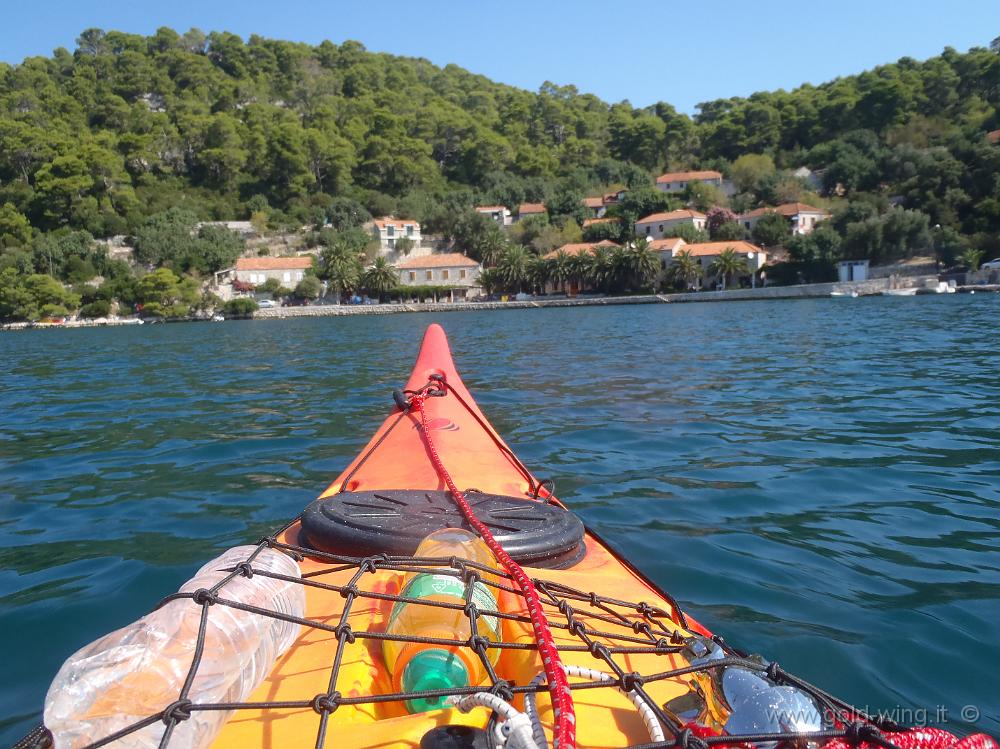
[383, 528, 503, 713]
[44, 546, 305, 749]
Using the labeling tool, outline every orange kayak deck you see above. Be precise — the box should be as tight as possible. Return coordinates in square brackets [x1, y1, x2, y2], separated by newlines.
[211, 324, 709, 749]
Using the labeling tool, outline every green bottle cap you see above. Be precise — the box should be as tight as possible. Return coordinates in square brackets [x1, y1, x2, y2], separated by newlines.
[402, 649, 470, 713]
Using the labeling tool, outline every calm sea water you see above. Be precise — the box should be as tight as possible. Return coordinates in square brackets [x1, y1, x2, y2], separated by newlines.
[1, 296, 998, 742]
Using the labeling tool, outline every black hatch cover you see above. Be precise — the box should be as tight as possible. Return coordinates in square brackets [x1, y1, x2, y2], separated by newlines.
[300, 490, 586, 570]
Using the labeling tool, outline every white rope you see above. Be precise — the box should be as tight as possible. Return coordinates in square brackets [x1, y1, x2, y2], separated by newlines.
[449, 663, 664, 749]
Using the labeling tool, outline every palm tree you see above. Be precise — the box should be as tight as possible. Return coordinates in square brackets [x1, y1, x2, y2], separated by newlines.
[622, 238, 660, 291]
[959, 248, 984, 271]
[362, 256, 398, 301]
[497, 245, 530, 292]
[549, 250, 572, 293]
[319, 244, 363, 302]
[526, 255, 550, 295]
[586, 246, 614, 293]
[670, 249, 702, 291]
[707, 248, 749, 290]
[477, 227, 508, 268]
[477, 267, 502, 296]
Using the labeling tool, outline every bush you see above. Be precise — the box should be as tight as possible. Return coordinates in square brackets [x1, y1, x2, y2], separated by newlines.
[79, 300, 111, 318]
[223, 297, 259, 316]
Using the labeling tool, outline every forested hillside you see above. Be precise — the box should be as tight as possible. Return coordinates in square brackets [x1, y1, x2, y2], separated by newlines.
[1, 27, 999, 318]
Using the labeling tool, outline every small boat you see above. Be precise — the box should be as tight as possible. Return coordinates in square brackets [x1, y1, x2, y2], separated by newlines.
[830, 290, 859, 298]
[212, 314, 226, 322]
[27, 325, 997, 749]
[881, 287, 919, 296]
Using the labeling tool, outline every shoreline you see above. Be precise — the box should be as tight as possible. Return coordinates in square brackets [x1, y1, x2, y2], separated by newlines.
[6, 275, 995, 331]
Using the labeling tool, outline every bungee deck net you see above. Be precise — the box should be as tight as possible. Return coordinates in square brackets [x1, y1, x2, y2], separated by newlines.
[18, 519, 996, 749]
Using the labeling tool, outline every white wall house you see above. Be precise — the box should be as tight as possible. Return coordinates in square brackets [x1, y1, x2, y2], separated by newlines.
[635, 210, 707, 239]
[395, 253, 482, 301]
[370, 217, 422, 253]
[475, 205, 512, 227]
[741, 203, 830, 236]
[837, 260, 869, 282]
[673, 241, 767, 288]
[655, 170, 723, 193]
[234, 256, 312, 287]
[648, 237, 687, 274]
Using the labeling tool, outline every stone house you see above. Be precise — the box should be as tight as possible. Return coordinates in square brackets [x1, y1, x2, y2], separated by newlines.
[395, 253, 482, 301]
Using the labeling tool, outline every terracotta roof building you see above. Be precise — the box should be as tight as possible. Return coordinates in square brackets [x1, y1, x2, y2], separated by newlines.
[369, 216, 422, 255]
[655, 170, 723, 193]
[986, 129, 1000, 145]
[395, 253, 482, 301]
[233, 255, 313, 286]
[516, 203, 547, 221]
[740, 203, 829, 236]
[635, 209, 707, 239]
[542, 240, 619, 260]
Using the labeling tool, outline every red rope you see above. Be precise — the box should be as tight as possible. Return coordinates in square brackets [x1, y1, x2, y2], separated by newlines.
[824, 728, 997, 749]
[410, 392, 576, 749]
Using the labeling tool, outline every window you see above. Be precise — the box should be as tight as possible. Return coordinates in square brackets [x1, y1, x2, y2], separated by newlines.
[409, 271, 416, 281]
[441, 269, 449, 280]
[426, 270, 433, 280]
[406, 225, 414, 236]
[661, 259, 667, 270]
[282, 272, 291, 283]
[645, 226, 651, 235]
[296, 271, 303, 281]
[388, 238, 395, 249]
[387, 225, 395, 237]
[658, 224, 663, 232]
[459, 269, 467, 279]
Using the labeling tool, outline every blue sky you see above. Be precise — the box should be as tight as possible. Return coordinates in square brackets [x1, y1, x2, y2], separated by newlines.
[2, 0, 998, 113]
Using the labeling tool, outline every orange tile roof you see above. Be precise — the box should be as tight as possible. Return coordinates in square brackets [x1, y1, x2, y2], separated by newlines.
[395, 253, 480, 269]
[603, 190, 626, 203]
[678, 241, 763, 257]
[656, 170, 722, 184]
[582, 217, 620, 227]
[372, 216, 420, 230]
[743, 203, 829, 219]
[542, 240, 619, 260]
[648, 237, 686, 252]
[987, 129, 1000, 144]
[518, 202, 546, 214]
[582, 197, 605, 208]
[235, 256, 313, 271]
[475, 205, 509, 212]
[636, 209, 706, 224]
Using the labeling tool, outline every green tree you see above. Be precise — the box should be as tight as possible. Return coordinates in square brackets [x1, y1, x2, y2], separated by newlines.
[959, 248, 984, 270]
[294, 275, 323, 300]
[318, 244, 363, 301]
[0, 203, 32, 247]
[223, 297, 258, 316]
[751, 212, 792, 248]
[496, 245, 531, 292]
[134, 209, 198, 268]
[362, 256, 397, 300]
[669, 249, 702, 291]
[707, 248, 749, 290]
[730, 154, 776, 193]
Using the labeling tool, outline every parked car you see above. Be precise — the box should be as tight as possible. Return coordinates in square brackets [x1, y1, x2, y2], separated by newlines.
[258, 299, 277, 309]
[980, 258, 1000, 270]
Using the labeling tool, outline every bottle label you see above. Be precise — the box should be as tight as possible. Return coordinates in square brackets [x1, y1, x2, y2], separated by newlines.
[391, 573, 499, 635]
